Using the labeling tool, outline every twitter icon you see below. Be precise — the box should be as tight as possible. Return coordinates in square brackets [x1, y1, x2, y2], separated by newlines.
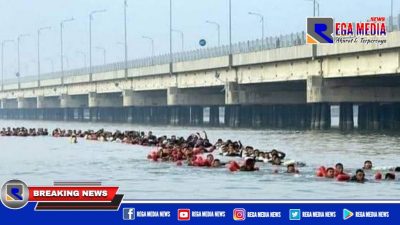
[289, 209, 301, 220]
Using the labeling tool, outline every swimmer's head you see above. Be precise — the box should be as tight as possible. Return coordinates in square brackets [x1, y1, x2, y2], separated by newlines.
[363, 160, 372, 170]
[325, 167, 335, 178]
[287, 164, 296, 173]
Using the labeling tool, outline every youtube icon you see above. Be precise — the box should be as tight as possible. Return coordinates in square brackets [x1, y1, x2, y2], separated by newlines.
[178, 209, 190, 221]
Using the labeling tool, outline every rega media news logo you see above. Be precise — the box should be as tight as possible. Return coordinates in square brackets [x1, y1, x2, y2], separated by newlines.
[307, 17, 334, 44]
[1, 180, 29, 209]
[307, 16, 387, 45]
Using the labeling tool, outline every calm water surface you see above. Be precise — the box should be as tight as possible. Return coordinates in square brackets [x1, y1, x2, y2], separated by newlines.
[0, 119, 399, 199]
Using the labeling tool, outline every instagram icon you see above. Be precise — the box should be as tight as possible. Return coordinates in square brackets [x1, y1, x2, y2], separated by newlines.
[233, 208, 246, 221]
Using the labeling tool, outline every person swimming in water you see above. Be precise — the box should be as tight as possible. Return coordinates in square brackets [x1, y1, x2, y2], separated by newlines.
[350, 169, 367, 183]
[325, 167, 335, 178]
[70, 134, 78, 143]
[240, 158, 258, 171]
[286, 164, 298, 174]
[335, 163, 345, 176]
[363, 160, 373, 170]
[211, 159, 226, 168]
[270, 153, 282, 165]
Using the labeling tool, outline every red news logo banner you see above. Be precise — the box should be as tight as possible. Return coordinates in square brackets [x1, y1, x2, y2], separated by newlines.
[28, 186, 119, 202]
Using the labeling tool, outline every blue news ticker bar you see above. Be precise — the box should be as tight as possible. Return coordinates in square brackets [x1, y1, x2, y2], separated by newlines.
[1, 202, 399, 225]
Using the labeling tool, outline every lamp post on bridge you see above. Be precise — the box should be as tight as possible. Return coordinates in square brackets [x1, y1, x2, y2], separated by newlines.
[169, 0, 173, 75]
[248, 12, 265, 48]
[172, 29, 184, 51]
[95, 46, 106, 65]
[17, 34, 29, 89]
[60, 17, 74, 84]
[37, 26, 51, 87]
[228, 0, 232, 67]
[62, 56, 70, 70]
[1, 39, 14, 91]
[390, 0, 394, 31]
[205, 20, 221, 46]
[117, 42, 125, 61]
[123, 0, 128, 78]
[89, 9, 106, 80]
[45, 58, 55, 73]
[142, 36, 155, 59]
[76, 51, 87, 68]
[306, 0, 319, 17]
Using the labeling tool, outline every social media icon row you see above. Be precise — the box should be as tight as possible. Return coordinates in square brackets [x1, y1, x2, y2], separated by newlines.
[289, 209, 354, 220]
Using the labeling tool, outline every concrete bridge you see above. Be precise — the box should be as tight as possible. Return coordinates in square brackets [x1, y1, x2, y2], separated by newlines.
[1, 31, 400, 131]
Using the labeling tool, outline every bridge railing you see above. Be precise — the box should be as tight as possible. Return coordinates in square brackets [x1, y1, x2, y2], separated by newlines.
[3, 31, 306, 85]
[3, 13, 400, 85]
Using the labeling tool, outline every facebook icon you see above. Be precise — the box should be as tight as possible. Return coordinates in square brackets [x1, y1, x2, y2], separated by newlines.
[123, 208, 135, 220]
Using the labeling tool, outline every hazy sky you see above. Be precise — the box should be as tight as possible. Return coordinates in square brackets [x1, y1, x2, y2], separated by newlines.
[0, 0, 398, 79]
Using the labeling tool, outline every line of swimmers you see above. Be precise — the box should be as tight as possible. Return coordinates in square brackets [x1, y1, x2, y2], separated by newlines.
[2, 127, 398, 183]
[316, 161, 398, 183]
[0, 127, 49, 136]
[54, 129, 214, 148]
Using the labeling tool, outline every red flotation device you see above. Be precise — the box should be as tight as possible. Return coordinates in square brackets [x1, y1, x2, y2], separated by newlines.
[228, 161, 240, 172]
[336, 173, 350, 181]
[316, 166, 326, 177]
[375, 172, 382, 180]
[147, 150, 159, 162]
[192, 156, 206, 167]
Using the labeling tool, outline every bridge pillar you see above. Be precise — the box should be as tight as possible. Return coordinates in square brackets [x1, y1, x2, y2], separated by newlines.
[17, 97, 36, 109]
[167, 87, 191, 126]
[123, 90, 145, 107]
[307, 76, 324, 103]
[225, 82, 240, 105]
[37, 96, 45, 109]
[251, 105, 263, 128]
[358, 103, 383, 130]
[373, 103, 400, 131]
[154, 106, 169, 124]
[368, 103, 381, 130]
[60, 94, 87, 108]
[311, 103, 331, 130]
[224, 82, 240, 127]
[339, 103, 354, 131]
[1, 98, 13, 109]
[209, 106, 220, 126]
[190, 106, 203, 126]
[167, 87, 179, 106]
[168, 106, 190, 126]
[37, 96, 60, 109]
[225, 105, 240, 127]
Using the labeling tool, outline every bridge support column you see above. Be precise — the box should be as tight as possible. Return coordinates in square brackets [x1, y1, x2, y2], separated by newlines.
[168, 106, 190, 126]
[147, 106, 167, 124]
[311, 103, 331, 130]
[209, 106, 220, 126]
[17, 97, 36, 109]
[225, 82, 240, 105]
[225, 105, 240, 127]
[339, 103, 354, 131]
[358, 103, 380, 130]
[383, 103, 400, 130]
[126, 107, 133, 123]
[37, 96, 45, 109]
[190, 106, 203, 126]
[123, 90, 146, 107]
[358, 103, 399, 130]
[368, 103, 381, 130]
[37, 96, 60, 109]
[251, 105, 263, 128]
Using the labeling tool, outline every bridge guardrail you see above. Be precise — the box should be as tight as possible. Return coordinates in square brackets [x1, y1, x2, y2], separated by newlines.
[2, 14, 400, 86]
